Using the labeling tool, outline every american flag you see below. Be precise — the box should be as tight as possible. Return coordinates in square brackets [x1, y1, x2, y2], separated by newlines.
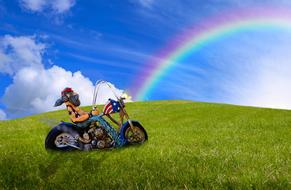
[103, 99, 122, 115]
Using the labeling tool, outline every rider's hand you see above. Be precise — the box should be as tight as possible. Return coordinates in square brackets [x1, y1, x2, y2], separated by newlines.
[71, 114, 89, 123]
[91, 108, 100, 116]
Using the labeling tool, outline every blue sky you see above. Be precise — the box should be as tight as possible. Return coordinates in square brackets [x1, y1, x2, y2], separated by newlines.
[1, 0, 291, 119]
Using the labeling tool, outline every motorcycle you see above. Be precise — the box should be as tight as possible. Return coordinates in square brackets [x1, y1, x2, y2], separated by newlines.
[45, 80, 148, 151]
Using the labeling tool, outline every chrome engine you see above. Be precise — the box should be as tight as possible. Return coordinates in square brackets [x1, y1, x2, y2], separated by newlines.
[94, 128, 104, 138]
[85, 124, 113, 149]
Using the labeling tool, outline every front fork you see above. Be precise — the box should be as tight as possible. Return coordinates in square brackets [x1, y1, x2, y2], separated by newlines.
[121, 107, 138, 135]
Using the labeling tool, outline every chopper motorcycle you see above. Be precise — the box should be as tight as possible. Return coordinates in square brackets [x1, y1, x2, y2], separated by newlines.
[45, 81, 148, 151]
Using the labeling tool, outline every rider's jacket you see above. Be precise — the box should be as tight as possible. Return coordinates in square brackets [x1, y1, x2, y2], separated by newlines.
[65, 102, 89, 123]
[66, 104, 80, 118]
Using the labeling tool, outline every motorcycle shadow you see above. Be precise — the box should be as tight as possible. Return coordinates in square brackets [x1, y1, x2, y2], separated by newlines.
[39, 151, 108, 180]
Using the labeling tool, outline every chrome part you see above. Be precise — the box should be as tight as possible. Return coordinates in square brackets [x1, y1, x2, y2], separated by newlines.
[78, 132, 91, 144]
[88, 127, 94, 134]
[91, 140, 97, 146]
[96, 140, 106, 149]
[93, 80, 119, 107]
[125, 127, 146, 144]
[83, 144, 92, 151]
[54, 133, 77, 148]
[65, 143, 81, 150]
[106, 137, 114, 148]
[94, 128, 104, 138]
[83, 132, 90, 141]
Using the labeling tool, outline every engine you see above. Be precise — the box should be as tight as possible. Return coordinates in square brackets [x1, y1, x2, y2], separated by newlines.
[87, 123, 113, 149]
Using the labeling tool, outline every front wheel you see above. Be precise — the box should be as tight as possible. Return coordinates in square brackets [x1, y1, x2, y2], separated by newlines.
[123, 122, 148, 144]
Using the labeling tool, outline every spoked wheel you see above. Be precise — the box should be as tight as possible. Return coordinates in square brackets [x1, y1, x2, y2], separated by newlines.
[45, 127, 80, 151]
[124, 124, 148, 144]
[54, 133, 76, 148]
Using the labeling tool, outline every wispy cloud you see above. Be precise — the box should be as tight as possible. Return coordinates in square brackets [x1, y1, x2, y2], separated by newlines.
[65, 53, 141, 71]
[49, 32, 155, 70]
[135, 0, 154, 8]
[19, 0, 46, 12]
[50, 32, 152, 59]
[19, 0, 75, 14]
[132, 0, 291, 35]
[0, 35, 45, 75]
[51, 0, 75, 13]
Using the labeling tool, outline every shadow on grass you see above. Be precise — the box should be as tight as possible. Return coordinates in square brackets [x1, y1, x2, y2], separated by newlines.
[38, 142, 147, 180]
[38, 151, 109, 181]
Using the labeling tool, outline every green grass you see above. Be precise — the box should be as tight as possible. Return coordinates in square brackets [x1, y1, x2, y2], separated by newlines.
[0, 100, 290, 189]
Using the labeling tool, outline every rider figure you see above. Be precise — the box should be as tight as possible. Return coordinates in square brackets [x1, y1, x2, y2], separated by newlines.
[54, 88, 99, 125]
[54, 87, 124, 131]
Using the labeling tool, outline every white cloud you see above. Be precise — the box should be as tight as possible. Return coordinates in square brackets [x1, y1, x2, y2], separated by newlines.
[0, 109, 7, 120]
[2, 66, 94, 115]
[20, 0, 75, 14]
[0, 35, 126, 118]
[0, 35, 44, 75]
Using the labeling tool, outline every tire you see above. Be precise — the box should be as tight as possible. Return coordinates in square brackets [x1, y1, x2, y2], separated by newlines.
[45, 127, 79, 151]
[123, 122, 148, 145]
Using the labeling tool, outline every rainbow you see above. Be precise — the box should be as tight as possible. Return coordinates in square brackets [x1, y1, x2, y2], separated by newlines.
[131, 7, 291, 100]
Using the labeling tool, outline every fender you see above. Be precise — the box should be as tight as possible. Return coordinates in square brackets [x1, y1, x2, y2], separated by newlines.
[55, 122, 83, 135]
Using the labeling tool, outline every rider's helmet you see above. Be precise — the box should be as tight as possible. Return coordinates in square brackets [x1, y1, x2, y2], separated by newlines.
[54, 87, 81, 107]
[62, 87, 73, 96]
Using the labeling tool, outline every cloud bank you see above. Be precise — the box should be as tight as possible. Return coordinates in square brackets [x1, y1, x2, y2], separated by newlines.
[0, 35, 125, 119]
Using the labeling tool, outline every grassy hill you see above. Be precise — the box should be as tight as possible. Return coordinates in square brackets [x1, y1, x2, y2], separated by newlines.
[0, 100, 290, 189]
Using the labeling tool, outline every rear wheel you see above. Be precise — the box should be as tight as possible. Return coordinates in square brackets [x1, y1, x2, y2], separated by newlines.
[45, 127, 79, 151]
[124, 123, 148, 144]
